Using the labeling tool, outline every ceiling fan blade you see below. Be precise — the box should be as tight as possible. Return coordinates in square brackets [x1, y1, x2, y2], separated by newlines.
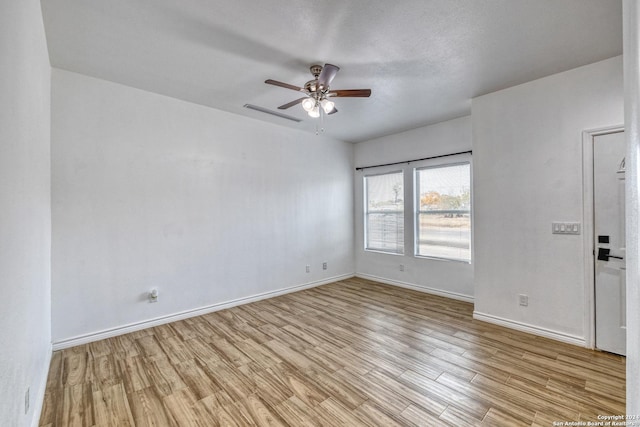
[265, 79, 304, 92]
[328, 107, 338, 115]
[328, 89, 371, 97]
[318, 64, 340, 89]
[278, 97, 308, 110]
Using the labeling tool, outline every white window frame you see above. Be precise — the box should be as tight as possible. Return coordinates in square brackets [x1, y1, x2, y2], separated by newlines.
[414, 161, 472, 263]
[364, 171, 405, 255]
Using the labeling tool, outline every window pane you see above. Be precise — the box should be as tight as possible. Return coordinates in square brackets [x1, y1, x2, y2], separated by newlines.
[366, 212, 404, 253]
[416, 163, 471, 262]
[365, 172, 404, 254]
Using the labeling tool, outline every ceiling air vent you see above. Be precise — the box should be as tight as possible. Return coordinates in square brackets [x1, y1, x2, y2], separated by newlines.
[243, 104, 302, 122]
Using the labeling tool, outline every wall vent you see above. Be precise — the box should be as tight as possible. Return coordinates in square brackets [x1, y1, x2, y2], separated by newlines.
[243, 104, 302, 122]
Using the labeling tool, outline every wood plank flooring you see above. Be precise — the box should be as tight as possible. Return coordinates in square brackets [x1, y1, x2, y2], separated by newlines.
[39, 278, 626, 426]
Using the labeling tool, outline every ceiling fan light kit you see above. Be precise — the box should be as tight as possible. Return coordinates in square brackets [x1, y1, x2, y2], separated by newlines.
[308, 106, 320, 118]
[321, 99, 335, 114]
[265, 63, 372, 120]
[301, 97, 315, 112]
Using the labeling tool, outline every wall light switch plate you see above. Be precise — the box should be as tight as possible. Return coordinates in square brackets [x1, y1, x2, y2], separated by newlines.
[552, 222, 581, 235]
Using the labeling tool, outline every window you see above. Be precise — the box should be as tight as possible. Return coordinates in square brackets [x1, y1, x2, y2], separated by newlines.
[415, 163, 471, 262]
[364, 172, 404, 254]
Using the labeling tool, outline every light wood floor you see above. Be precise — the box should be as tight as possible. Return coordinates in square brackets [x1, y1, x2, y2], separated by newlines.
[40, 278, 626, 426]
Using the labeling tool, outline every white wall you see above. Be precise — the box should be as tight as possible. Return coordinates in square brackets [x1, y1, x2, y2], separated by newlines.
[0, 1, 52, 426]
[51, 69, 354, 345]
[354, 116, 474, 300]
[472, 56, 624, 343]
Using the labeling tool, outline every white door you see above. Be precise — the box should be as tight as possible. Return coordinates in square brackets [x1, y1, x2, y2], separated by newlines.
[594, 131, 626, 356]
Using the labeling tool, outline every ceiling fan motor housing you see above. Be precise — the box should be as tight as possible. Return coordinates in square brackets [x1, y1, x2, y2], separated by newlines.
[305, 80, 320, 94]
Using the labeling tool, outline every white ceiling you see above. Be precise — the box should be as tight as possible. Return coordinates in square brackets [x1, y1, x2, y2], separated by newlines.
[41, 0, 622, 143]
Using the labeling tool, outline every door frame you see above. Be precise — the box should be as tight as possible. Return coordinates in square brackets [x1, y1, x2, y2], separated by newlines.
[582, 125, 624, 350]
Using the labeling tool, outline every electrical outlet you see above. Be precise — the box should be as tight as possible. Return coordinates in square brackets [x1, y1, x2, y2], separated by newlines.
[25, 387, 29, 414]
[399, 264, 405, 272]
[322, 262, 327, 270]
[519, 294, 529, 307]
[305, 265, 310, 273]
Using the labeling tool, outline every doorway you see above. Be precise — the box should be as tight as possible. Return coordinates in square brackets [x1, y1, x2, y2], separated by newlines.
[587, 129, 626, 356]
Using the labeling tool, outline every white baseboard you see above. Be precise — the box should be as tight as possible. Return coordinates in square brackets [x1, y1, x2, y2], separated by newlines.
[355, 273, 474, 303]
[31, 342, 52, 427]
[52, 273, 354, 350]
[473, 311, 586, 347]
[51, 273, 585, 351]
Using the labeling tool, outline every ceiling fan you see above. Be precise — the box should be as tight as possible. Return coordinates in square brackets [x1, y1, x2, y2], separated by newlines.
[265, 64, 371, 118]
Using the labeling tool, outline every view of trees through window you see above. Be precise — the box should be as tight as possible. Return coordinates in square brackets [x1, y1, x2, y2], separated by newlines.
[416, 163, 471, 262]
[364, 172, 404, 254]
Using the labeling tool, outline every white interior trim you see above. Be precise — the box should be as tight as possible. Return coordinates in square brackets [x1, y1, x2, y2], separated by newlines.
[581, 125, 624, 350]
[355, 273, 474, 303]
[52, 274, 354, 350]
[473, 311, 586, 347]
[623, 0, 640, 412]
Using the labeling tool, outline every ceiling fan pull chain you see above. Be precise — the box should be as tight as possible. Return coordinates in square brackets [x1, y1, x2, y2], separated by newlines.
[315, 108, 324, 135]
